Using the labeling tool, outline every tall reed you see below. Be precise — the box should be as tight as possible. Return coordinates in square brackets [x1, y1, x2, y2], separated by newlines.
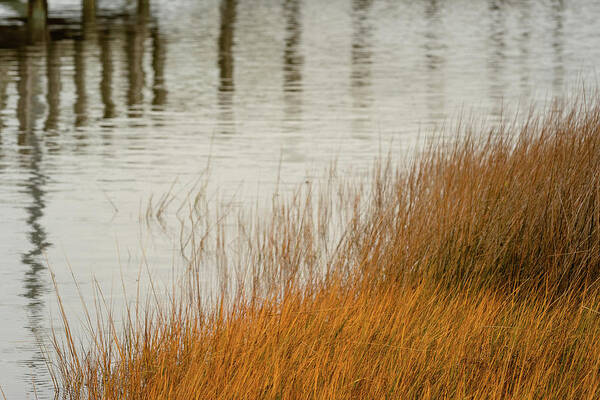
[52, 98, 600, 399]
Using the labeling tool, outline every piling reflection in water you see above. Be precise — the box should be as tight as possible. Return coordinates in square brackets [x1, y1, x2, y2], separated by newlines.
[283, 0, 303, 132]
[100, 25, 116, 120]
[0, 56, 8, 137]
[351, 0, 373, 138]
[424, 0, 446, 125]
[17, 46, 44, 143]
[16, 43, 52, 392]
[518, 1, 531, 99]
[488, 0, 507, 119]
[82, 0, 96, 25]
[151, 27, 167, 110]
[126, 1, 149, 119]
[0, 0, 166, 128]
[552, 0, 565, 92]
[217, 0, 237, 134]
[74, 30, 90, 129]
[44, 38, 61, 133]
[75, 0, 97, 130]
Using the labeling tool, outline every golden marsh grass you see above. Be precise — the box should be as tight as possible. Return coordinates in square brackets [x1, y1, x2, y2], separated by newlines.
[51, 98, 600, 399]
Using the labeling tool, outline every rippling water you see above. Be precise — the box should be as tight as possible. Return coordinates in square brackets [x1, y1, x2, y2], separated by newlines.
[1, 0, 600, 397]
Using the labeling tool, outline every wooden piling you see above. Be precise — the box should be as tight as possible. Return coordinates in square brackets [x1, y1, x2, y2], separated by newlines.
[27, 0, 48, 43]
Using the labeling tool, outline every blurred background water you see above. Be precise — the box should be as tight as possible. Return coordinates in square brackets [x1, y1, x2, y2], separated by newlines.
[0, 0, 599, 397]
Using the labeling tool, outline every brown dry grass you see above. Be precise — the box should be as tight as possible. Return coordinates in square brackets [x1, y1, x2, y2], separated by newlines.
[51, 98, 600, 399]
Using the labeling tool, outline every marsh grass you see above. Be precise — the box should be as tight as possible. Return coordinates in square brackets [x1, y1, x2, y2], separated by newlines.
[51, 97, 600, 399]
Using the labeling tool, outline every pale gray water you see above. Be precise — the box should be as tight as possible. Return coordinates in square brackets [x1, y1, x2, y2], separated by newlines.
[0, 0, 599, 397]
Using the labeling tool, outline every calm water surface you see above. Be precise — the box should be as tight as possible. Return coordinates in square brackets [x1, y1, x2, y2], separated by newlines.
[1, 0, 599, 397]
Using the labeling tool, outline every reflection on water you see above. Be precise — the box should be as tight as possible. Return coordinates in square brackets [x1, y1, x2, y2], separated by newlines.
[488, 0, 507, 118]
[0, 2, 167, 397]
[217, 0, 236, 134]
[74, 27, 90, 128]
[126, 2, 147, 119]
[82, 0, 95, 24]
[283, 0, 303, 132]
[16, 42, 51, 393]
[218, 0, 236, 93]
[350, 0, 372, 137]
[17, 46, 44, 142]
[45, 38, 60, 132]
[423, 0, 445, 124]
[99, 24, 115, 120]
[552, 0, 565, 92]
[517, 0, 531, 99]
[0, 0, 599, 397]
[0, 55, 8, 136]
[151, 26, 166, 109]
[17, 46, 46, 300]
